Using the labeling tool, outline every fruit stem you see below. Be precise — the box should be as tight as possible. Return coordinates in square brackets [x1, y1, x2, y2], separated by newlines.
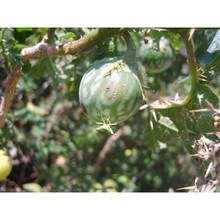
[122, 31, 138, 72]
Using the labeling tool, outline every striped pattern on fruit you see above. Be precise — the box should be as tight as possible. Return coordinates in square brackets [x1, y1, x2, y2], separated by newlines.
[139, 37, 174, 74]
[79, 57, 143, 125]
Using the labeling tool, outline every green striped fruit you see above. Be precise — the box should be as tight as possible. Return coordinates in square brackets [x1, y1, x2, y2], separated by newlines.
[139, 37, 175, 74]
[79, 57, 143, 134]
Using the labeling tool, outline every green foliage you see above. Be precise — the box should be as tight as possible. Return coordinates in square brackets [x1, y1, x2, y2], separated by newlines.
[194, 29, 218, 65]
[55, 28, 77, 42]
[195, 29, 220, 83]
[1, 28, 220, 192]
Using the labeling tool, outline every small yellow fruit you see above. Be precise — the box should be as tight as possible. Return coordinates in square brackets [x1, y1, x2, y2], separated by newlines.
[0, 150, 12, 181]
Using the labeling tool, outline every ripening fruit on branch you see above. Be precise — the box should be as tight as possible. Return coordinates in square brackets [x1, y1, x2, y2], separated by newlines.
[0, 150, 12, 181]
[79, 58, 143, 128]
[79, 31, 144, 135]
[139, 36, 175, 74]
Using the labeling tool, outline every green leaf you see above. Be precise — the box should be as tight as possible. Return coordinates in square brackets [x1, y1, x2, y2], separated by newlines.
[16, 28, 33, 32]
[0, 127, 14, 145]
[206, 30, 220, 53]
[197, 84, 219, 109]
[30, 58, 61, 86]
[194, 29, 217, 53]
[157, 115, 179, 133]
[9, 43, 27, 65]
[58, 32, 76, 41]
[186, 84, 219, 134]
[30, 58, 50, 77]
[156, 107, 196, 155]
[55, 29, 76, 42]
[144, 109, 180, 151]
[195, 29, 220, 66]
[149, 28, 173, 43]
[172, 34, 184, 50]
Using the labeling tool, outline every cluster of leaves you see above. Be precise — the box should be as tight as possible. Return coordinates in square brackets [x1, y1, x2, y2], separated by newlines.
[0, 28, 220, 192]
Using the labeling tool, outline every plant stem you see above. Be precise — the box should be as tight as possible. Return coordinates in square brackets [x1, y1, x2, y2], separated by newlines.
[122, 30, 139, 73]
[122, 31, 136, 62]
[151, 29, 199, 110]
[21, 28, 122, 62]
[180, 30, 199, 106]
[63, 28, 121, 54]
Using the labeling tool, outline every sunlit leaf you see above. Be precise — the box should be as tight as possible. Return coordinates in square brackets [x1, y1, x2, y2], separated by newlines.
[186, 84, 219, 134]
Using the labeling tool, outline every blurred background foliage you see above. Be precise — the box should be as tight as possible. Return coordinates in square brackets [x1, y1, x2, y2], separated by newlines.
[0, 28, 220, 192]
